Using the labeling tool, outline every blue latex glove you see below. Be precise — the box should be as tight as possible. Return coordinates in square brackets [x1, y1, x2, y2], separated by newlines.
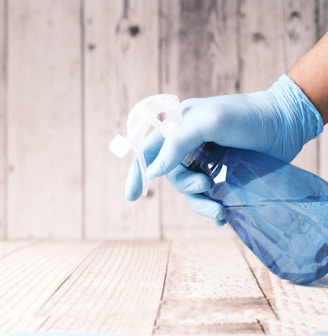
[125, 74, 323, 224]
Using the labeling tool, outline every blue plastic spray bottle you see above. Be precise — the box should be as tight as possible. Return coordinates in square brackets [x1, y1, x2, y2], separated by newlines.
[182, 142, 328, 284]
[110, 94, 328, 284]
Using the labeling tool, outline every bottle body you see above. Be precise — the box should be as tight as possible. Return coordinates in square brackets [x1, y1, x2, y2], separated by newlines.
[183, 142, 328, 284]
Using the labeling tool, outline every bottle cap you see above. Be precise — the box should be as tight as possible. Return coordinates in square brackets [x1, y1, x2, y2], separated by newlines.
[109, 94, 182, 196]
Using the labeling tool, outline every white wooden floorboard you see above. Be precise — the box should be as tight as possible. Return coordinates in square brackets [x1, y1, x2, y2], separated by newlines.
[0, 239, 327, 335]
[37, 241, 169, 334]
[242, 243, 328, 335]
[154, 239, 275, 334]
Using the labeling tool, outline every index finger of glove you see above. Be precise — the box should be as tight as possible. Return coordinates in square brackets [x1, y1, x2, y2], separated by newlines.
[146, 124, 204, 180]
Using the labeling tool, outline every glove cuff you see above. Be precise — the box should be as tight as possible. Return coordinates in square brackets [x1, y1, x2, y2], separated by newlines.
[268, 74, 324, 161]
[280, 74, 323, 137]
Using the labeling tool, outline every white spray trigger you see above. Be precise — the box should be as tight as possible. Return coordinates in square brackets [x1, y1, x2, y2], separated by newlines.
[109, 94, 182, 196]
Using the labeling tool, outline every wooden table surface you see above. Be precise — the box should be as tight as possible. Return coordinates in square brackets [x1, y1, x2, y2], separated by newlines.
[1, 226, 328, 335]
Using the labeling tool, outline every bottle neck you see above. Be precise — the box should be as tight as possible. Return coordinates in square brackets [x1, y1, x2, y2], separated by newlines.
[182, 142, 226, 178]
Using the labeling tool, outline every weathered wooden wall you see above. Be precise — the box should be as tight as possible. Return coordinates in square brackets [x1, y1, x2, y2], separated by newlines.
[0, 0, 327, 239]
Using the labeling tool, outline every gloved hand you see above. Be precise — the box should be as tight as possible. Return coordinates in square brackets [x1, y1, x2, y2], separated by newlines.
[125, 74, 323, 225]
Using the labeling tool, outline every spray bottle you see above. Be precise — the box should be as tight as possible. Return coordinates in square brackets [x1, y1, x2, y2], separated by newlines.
[110, 94, 328, 284]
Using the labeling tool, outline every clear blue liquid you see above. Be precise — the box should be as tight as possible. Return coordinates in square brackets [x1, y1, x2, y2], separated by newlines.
[223, 200, 328, 284]
[185, 143, 328, 284]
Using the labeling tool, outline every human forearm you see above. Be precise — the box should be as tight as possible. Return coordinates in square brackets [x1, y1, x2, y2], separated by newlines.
[288, 32, 328, 124]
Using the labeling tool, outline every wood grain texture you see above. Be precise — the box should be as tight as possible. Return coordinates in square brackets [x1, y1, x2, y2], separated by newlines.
[154, 239, 275, 334]
[160, 0, 239, 239]
[0, 240, 327, 334]
[37, 241, 169, 334]
[84, 0, 161, 239]
[0, 0, 327, 239]
[0, 240, 101, 334]
[7, 0, 83, 238]
[0, 0, 5, 239]
[318, 0, 328, 180]
[0, 240, 38, 259]
[238, 0, 285, 91]
[239, 0, 317, 90]
[242, 244, 328, 335]
[174, 0, 239, 98]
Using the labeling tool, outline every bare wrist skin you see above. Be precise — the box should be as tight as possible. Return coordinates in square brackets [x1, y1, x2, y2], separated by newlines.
[288, 32, 328, 125]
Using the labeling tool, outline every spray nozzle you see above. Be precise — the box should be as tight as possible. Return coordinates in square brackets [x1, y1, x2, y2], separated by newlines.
[109, 94, 182, 196]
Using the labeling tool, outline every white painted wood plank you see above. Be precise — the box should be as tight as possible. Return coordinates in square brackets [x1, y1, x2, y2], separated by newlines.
[161, 0, 239, 99]
[84, 0, 161, 239]
[160, 0, 239, 239]
[318, 0, 328, 38]
[154, 239, 275, 334]
[242, 244, 328, 335]
[0, 240, 39, 260]
[319, 125, 328, 181]
[7, 0, 83, 238]
[318, 1, 328, 180]
[0, 0, 5, 239]
[240, 0, 319, 174]
[0, 241, 101, 334]
[37, 241, 169, 334]
[0, 239, 327, 334]
[240, 0, 316, 89]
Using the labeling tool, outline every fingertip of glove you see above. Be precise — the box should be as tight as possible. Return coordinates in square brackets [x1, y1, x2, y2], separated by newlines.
[124, 187, 141, 202]
[212, 218, 227, 226]
[125, 193, 137, 202]
[209, 207, 227, 226]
